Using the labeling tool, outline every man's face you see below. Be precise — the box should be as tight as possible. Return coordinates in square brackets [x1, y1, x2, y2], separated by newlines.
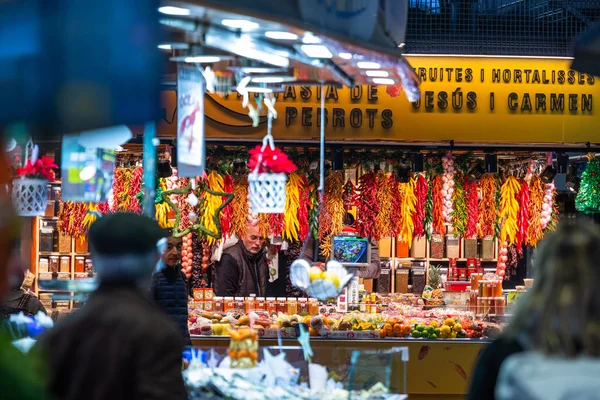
[161, 236, 182, 267]
[242, 224, 265, 255]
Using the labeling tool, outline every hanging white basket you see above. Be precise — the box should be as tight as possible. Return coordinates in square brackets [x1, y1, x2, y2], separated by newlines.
[248, 172, 287, 214]
[12, 178, 48, 217]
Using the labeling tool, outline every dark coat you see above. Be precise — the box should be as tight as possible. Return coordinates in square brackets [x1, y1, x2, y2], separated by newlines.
[467, 337, 524, 400]
[214, 241, 269, 297]
[0, 290, 46, 319]
[38, 283, 187, 400]
[150, 267, 191, 346]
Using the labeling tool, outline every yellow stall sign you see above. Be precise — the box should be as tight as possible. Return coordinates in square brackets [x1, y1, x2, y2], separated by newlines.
[158, 56, 600, 145]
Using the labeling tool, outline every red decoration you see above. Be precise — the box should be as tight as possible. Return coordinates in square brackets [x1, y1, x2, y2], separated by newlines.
[247, 145, 297, 174]
[386, 85, 402, 98]
[15, 156, 57, 181]
[412, 175, 428, 237]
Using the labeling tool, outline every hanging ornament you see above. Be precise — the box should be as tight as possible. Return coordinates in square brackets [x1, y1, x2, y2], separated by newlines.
[247, 107, 297, 213]
[576, 155, 600, 214]
[12, 139, 57, 216]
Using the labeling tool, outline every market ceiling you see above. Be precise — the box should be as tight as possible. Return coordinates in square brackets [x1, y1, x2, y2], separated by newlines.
[157, 0, 420, 101]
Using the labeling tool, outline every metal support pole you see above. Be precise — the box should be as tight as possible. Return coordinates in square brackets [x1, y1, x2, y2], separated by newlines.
[143, 121, 157, 217]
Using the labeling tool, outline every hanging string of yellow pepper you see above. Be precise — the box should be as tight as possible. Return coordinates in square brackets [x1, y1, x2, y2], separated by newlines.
[528, 175, 544, 247]
[398, 178, 417, 248]
[199, 171, 224, 245]
[499, 176, 521, 245]
[283, 172, 302, 242]
[230, 176, 249, 239]
[258, 213, 270, 239]
[375, 171, 394, 238]
[319, 171, 344, 258]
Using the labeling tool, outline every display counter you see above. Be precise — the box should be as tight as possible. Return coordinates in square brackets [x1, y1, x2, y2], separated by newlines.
[191, 335, 488, 399]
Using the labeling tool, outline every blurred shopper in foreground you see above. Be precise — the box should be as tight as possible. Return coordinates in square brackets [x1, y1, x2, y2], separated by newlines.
[38, 213, 187, 400]
[468, 220, 600, 400]
[0, 157, 48, 399]
[150, 231, 191, 346]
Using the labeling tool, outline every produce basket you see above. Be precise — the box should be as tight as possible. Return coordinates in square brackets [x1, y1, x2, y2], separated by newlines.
[12, 178, 48, 216]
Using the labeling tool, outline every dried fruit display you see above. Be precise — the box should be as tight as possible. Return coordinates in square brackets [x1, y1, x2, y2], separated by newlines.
[499, 176, 521, 246]
[477, 175, 499, 239]
[527, 175, 544, 247]
[357, 171, 379, 239]
[464, 179, 478, 239]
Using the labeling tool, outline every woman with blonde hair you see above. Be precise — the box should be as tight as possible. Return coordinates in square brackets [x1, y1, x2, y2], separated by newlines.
[468, 220, 600, 400]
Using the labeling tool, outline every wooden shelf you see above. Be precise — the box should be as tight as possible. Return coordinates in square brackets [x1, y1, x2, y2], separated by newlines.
[429, 258, 498, 262]
[39, 216, 59, 220]
[39, 252, 70, 256]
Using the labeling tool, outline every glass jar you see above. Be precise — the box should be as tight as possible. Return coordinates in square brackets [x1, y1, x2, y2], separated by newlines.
[213, 297, 224, 313]
[49, 256, 59, 273]
[255, 297, 266, 311]
[59, 256, 70, 273]
[286, 298, 298, 315]
[276, 297, 287, 314]
[224, 297, 235, 312]
[234, 297, 245, 312]
[308, 298, 319, 316]
[245, 297, 255, 313]
[298, 298, 308, 314]
[266, 297, 277, 315]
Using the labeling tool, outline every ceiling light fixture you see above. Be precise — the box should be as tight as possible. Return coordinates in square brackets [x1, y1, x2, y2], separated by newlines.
[183, 56, 221, 63]
[366, 70, 389, 77]
[245, 87, 274, 93]
[265, 31, 298, 40]
[302, 32, 321, 44]
[338, 52, 352, 60]
[158, 43, 189, 50]
[158, 6, 190, 16]
[357, 61, 381, 69]
[251, 76, 296, 84]
[371, 78, 395, 85]
[300, 44, 333, 58]
[221, 19, 259, 30]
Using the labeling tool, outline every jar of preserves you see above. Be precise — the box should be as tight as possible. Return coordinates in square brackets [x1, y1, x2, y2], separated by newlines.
[255, 297, 266, 311]
[224, 297, 235, 312]
[245, 296, 255, 313]
[266, 297, 277, 315]
[214, 297, 224, 313]
[276, 297, 287, 314]
[308, 298, 319, 316]
[286, 298, 298, 315]
[298, 298, 308, 314]
[234, 297, 245, 311]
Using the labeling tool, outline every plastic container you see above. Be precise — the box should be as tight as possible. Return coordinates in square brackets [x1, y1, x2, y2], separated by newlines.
[411, 236, 427, 258]
[39, 258, 49, 273]
[444, 281, 470, 292]
[59, 256, 70, 273]
[266, 297, 277, 315]
[481, 237, 495, 260]
[234, 297, 245, 312]
[49, 256, 59, 273]
[213, 297, 224, 313]
[286, 297, 298, 315]
[276, 297, 287, 314]
[255, 297, 266, 311]
[297, 298, 308, 314]
[245, 297, 255, 313]
[446, 235, 460, 259]
[430, 234, 445, 258]
[224, 297, 235, 312]
[75, 238, 88, 254]
[308, 298, 319, 316]
[74, 256, 85, 273]
[395, 268, 409, 293]
[395, 240, 409, 258]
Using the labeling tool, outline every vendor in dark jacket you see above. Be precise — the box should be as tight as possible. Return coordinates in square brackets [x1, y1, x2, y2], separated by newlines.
[150, 231, 191, 346]
[215, 222, 269, 297]
[38, 212, 188, 400]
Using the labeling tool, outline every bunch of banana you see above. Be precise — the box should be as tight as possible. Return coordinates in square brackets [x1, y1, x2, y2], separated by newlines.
[499, 176, 521, 245]
[155, 202, 173, 228]
[399, 178, 417, 249]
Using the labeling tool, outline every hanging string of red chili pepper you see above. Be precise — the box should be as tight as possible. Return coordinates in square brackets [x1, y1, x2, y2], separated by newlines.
[432, 175, 445, 235]
[515, 179, 530, 254]
[343, 179, 357, 210]
[477, 174, 498, 239]
[464, 179, 479, 238]
[128, 167, 143, 213]
[389, 174, 402, 238]
[220, 173, 234, 239]
[375, 171, 394, 238]
[357, 171, 379, 239]
[298, 175, 310, 241]
[412, 174, 428, 238]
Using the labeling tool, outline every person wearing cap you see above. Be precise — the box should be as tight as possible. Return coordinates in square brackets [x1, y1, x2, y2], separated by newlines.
[0, 155, 49, 400]
[37, 212, 187, 400]
[150, 231, 191, 346]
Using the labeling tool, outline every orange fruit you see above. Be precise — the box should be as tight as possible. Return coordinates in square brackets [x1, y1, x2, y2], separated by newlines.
[237, 349, 249, 359]
[403, 325, 412, 335]
[228, 349, 237, 359]
[249, 351, 258, 361]
[380, 328, 386, 338]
